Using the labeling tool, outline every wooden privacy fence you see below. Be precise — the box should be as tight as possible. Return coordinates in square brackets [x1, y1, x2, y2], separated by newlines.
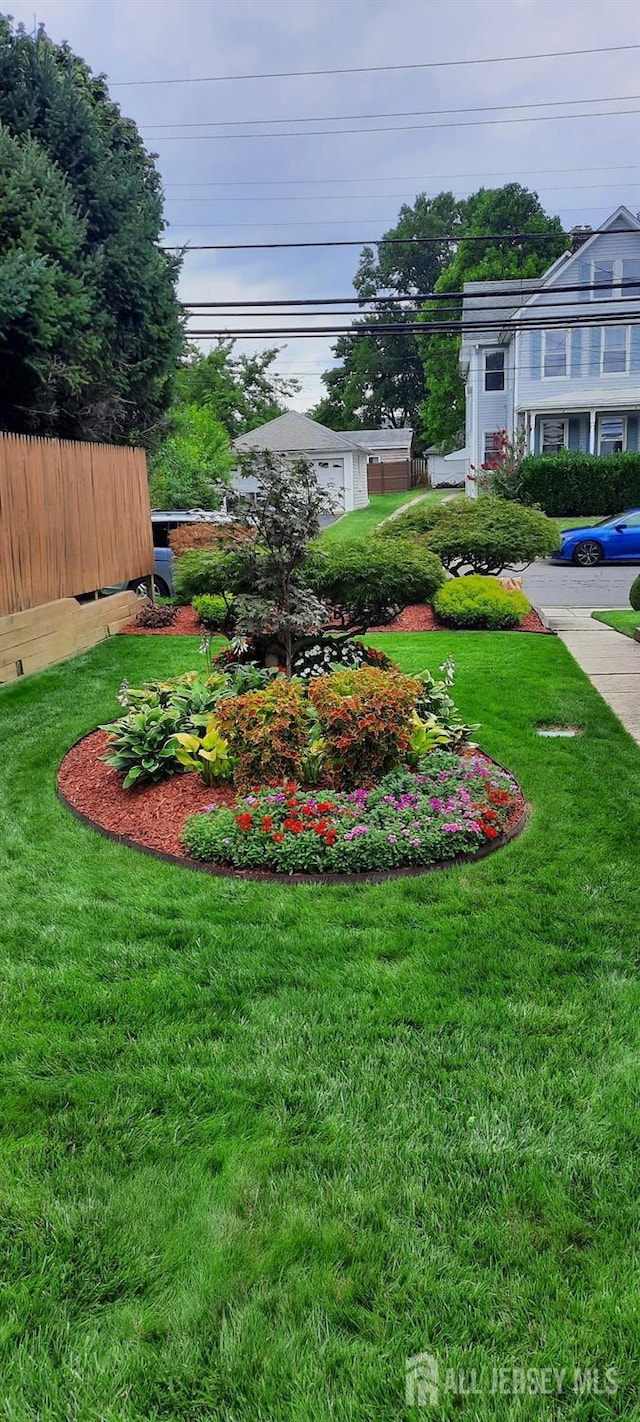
[367, 458, 430, 494]
[0, 433, 154, 618]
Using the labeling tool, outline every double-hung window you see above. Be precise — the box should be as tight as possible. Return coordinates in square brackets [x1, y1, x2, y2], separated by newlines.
[623, 259, 640, 297]
[540, 419, 566, 454]
[601, 326, 628, 374]
[484, 350, 505, 391]
[592, 261, 614, 299]
[543, 330, 567, 377]
[598, 417, 625, 455]
[483, 431, 502, 465]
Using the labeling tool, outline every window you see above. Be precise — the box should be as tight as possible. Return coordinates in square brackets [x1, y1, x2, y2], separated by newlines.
[541, 419, 567, 454]
[484, 350, 505, 391]
[543, 330, 568, 377]
[317, 461, 330, 468]
[598, 417, 624, 456]
[593, 260, 614, 299]
[623, 259, 640, 297]
[483, 431, 502, 465]
[602, 326, 628, 374]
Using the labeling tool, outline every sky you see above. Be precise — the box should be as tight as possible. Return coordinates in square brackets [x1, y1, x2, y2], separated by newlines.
[8, 0, 640, 411]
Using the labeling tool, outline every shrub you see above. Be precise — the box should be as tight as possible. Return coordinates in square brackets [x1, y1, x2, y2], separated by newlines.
[433, 575, 530, 629]
[305, 538, 445, 630]
[309, 666, 420, 787]
[182, 755, 519, 874]
[192, 594, 232, 631]
[292, 637, 393, 680]
[173, 548, 248, 604]
[414, 657, 479, 749]
[630, 574, 640, 612]
[381, 496, 558, 575]
[169, 523, 245, 556]
[134, 601, 176, 628]
[516, 451, 640, 518]
[215, 679, 310, 787]
[101, 707, 182, 788]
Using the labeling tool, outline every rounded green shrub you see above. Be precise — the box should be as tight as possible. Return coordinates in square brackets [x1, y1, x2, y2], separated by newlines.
[305, 537, 445, 629]
[192, 594, 231, 630]
[379, 495, 559, 575]
[173, 547, 248, 604]
[433, 575, 531, 630]
[630, 574, 640, 613]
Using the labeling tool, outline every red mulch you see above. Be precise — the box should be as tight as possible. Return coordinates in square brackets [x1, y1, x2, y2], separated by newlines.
[57, 729, 235, 856]
[58, 730, 526, 868]
[121, 605, 201, 635]
[121, 603, 551, 637]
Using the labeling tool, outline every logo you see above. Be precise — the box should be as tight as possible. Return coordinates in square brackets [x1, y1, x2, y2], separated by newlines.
[405, 1353, 439, 1408]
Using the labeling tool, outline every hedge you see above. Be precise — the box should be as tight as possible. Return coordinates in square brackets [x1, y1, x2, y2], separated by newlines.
[379, 496, 558, 575]
[433, 575, 530, 630]
[518, 451, 640, 517]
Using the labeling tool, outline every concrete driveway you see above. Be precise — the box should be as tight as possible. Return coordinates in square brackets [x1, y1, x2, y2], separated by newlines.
[518, 560, 638, 609]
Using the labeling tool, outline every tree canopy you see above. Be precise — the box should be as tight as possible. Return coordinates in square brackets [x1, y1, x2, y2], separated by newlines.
[312, 184, 565, 452]
[147, 405, 232, 510]
[0, 17, 183, 444]
[176, 341, 300, 440]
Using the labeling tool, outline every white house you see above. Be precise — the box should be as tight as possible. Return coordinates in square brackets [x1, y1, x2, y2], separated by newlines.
[232, 412, 414, 512]
[461, 205, 640, 495]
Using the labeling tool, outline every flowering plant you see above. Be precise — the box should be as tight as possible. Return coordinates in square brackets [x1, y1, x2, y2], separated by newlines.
[182, 754, 519, 874]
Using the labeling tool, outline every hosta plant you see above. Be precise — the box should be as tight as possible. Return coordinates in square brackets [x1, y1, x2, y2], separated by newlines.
[102, 707, 182, 788]
[172, 723, 233, 785]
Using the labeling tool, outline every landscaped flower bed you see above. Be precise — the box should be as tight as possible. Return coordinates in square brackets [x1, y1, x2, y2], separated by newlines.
[57, 649, 526, 880]
[182, 757, 519, 874]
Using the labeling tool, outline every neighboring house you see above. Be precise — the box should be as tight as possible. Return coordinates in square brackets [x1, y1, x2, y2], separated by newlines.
[232, 412, 414, 512]
[461, 205, 640, 495]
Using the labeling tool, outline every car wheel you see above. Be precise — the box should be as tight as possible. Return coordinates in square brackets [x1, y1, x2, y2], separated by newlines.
[572, 540, 603, 568]
[128, 576, 170, 598]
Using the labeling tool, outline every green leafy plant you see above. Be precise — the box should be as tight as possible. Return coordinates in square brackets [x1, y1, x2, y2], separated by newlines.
[630, 574, 640, 613]
[102, 707, 182, 788]
[305, 538, 445, 633]
[172, 723, 233, 785]
[308, 666, 420, 788]
[192, 594, 233, 632]
[515, 450, 640, 518]
[433, 575, 531, 630]
[379, 495, 558, 575]
[406, 714, 451, 765]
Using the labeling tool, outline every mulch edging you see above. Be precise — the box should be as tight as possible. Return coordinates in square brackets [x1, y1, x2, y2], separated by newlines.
[120, 604, 551, 637]
[57, 729, 529, 885]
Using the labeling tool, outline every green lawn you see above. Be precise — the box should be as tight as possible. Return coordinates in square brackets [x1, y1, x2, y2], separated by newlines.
[320, 488, 449, 543]
[592, 609, 640, 638]
[1, 633, 639, 1419]
[555, 516, 600, 532]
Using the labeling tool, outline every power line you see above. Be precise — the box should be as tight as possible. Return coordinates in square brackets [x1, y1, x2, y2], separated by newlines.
[148, 104, 640, 141]
[110, 42, 640, 87]
[182, 277, 640, 308]
[142, 91, 640, 131]
[163, 163, 640, 189]
[162, 226, 636, 252]
[185, 311, 640, 337]
[165, 182, 640, 204]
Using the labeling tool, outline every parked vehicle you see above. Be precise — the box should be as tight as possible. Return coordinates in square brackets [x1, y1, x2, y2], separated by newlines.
[554, 510, 640, 566]
[127, 509, 232, 597]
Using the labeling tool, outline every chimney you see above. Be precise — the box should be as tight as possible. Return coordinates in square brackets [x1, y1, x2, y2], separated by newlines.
[569, 224, 593, 253]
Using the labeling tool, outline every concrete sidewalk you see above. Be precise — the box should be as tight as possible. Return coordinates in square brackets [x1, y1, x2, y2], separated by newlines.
[540, 607, 640, 745]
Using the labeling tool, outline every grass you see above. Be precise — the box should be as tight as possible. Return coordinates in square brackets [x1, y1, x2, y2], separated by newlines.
[0, 632, 639, 1419]
[555, 516, 601, 531]
[320, 488, 449, 543]
[592, 609, 640, 638]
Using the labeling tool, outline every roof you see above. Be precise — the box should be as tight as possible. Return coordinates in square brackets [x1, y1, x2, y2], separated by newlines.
[517, 390, 640, 412]
[342, 427, 413, 448]
[233, 410, 367, 454]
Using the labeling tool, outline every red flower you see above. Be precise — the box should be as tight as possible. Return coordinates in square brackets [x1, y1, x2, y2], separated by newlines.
[313, 821, 328, 836]
[272, 832, 284, 843]
[300, 804, 315, 817]
[261, 816, 273, 832]
[325, 830, 337, 846]
[317, 801, 335, 813]
[483, 825, 499, 840]
[283, 817, 303, 834]
[235, 812, 253, 831]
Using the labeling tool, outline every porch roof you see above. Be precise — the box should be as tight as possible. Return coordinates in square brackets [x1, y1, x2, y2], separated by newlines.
[517, 391, 640, 413]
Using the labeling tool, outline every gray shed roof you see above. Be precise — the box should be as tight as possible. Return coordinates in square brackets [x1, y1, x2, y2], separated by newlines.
[342, 427, 413, 448]
[233, 411, 367, 454]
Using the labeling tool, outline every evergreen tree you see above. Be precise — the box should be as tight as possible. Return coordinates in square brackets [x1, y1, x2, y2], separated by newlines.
[0, 17, 183, 443]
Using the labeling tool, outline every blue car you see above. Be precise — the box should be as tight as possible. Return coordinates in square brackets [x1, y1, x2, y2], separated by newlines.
[555, 510, 640, 567]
